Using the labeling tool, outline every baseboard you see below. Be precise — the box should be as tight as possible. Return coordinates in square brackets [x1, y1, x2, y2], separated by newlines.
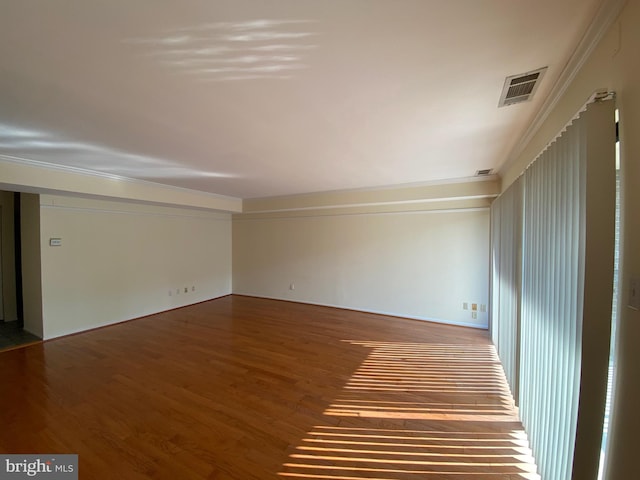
[43, 293, 233, 341]
[231, 293, 489, 330]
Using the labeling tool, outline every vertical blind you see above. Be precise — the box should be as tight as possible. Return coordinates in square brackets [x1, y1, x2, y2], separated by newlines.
[519, 113, 585, 480]
[490, 99, 615, 480]
[490, 177, 522, 401]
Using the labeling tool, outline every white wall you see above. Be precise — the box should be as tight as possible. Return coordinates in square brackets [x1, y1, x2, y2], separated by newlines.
[39, 194, 232, 339]
[499, 0, 640, 476]
[233, 209, 490, 328]
[21, 193, 43, 337]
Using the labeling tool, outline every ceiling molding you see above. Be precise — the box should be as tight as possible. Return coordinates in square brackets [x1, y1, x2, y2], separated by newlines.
[241, 195, 497, 215]
[0, 154, 240, 203]
[0, 154, 242, 212]
[502, 0, 628, 172]
[243, 178, 500, 214]
[235, 201, 492, 221]
[39, 195, 232, 220]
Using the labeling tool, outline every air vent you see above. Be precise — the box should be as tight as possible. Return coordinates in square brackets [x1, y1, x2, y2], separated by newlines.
[475, 169, 493, 177]
[498, 67, 547, 107]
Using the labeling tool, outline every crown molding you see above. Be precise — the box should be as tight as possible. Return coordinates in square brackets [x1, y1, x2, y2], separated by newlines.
[502, 0, 627, 173]
[0, 153, 240, 203]
[0, 154, 242, 212]
[243, 178, 499, 214]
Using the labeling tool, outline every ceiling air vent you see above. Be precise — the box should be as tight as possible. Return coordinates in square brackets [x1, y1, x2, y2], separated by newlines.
[475, 169, 493, 177]
[498, 67, 547, 107]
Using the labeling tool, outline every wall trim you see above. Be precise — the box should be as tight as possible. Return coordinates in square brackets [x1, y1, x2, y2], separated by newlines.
[0, 154, 242, 213]
[501, 0, 627, 176]
[0, 154, 238, 203]
[234, 206, 490, 221]
[43, 294, 233, 341]
[40, 202, 232, 221]
[232, 294, 489, 330]
[244, 179, 499, 215]
[243, 195, 495, 215]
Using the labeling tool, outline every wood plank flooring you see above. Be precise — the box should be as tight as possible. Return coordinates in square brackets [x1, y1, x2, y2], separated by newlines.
[0, 295, 538, 479]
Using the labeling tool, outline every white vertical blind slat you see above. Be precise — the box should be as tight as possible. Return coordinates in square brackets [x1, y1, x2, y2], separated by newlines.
[490, 177, 521, 400]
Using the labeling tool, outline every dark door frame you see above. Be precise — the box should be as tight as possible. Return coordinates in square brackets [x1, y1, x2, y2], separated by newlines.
[14, 192, 23, 328]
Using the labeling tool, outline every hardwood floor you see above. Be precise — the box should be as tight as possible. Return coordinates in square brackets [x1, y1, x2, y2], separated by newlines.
[0, 295, 538, 479]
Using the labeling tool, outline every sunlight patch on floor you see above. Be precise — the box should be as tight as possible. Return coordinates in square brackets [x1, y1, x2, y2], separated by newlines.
[279, 341, 539, 479]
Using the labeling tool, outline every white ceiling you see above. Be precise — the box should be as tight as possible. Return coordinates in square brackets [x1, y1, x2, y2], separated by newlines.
[0, 0, 603, 199]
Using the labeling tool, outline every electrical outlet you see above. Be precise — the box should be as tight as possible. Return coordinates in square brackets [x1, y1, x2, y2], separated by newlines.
[463, 302, 468, 310]
[471, 303, 478, 311]
[471, 311, 477, 319]
[290, 283, 295, 290]
[480, 304, 486, 313]
[184, 287, 188, 293]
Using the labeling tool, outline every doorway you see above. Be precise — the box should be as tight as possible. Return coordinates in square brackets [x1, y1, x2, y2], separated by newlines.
[0, 190, 41, 352]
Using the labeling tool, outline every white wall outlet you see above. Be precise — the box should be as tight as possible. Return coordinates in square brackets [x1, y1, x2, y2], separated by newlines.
[463, 302, 468, 310]
[49, 238, 62, 246]
[471, 311, 478, 319]
[184, 287, 188, 293]
[480, 304, 486, 313]
[630, 276, 640, 310]
[290, 283, 295, 290]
